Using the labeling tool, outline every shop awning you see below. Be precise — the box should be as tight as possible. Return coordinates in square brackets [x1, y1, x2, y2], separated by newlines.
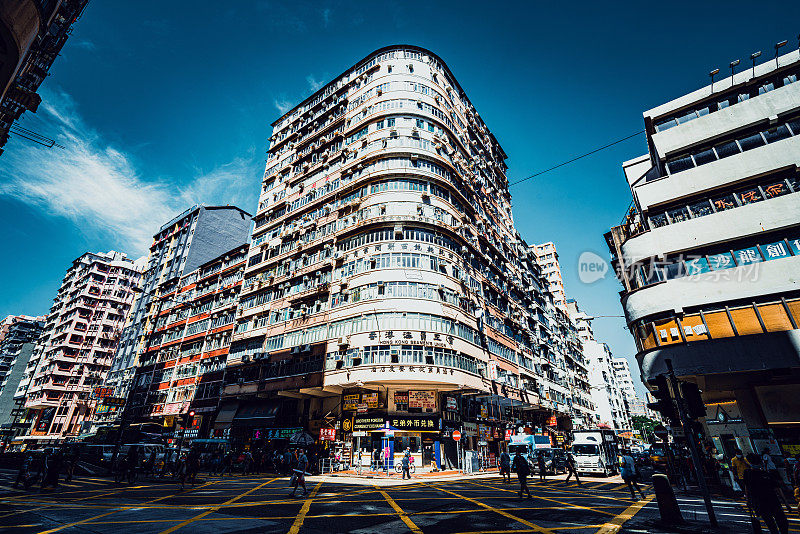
[213, 401, 239, 428]
[232, 401, 279, 427]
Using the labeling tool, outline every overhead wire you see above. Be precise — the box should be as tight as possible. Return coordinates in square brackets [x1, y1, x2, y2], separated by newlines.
[508, 130, 645, 187]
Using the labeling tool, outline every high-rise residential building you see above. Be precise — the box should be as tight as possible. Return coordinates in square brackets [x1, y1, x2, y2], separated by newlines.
[567, 300, 630, 431]
[221, 45, 590, 467]
[20, 251, 141, 443]
[534, 242, 567, 309]
[105, 205, 252, 419]
[0, 0, 89, 155]
[0, 315, 45, 443]
[116, 244, 249, 440]
[605, 47, 800, 457]
[611, 357, 655, 420]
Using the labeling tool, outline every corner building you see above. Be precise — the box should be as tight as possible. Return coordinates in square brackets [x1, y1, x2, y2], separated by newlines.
[226, 46, 581, 469]
[605, 48, 800, 459]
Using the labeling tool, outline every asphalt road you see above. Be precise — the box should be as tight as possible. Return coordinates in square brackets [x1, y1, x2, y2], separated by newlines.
[0, 470, 657, 533]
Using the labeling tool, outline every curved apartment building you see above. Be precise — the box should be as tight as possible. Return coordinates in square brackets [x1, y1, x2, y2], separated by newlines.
[606, 49, 800, 458]
[224, 45, 592, 468]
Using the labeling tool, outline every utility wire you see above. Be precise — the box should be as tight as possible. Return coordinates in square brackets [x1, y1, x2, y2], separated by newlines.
[10, 124, 65, 149]
[509, 130, 645, 187]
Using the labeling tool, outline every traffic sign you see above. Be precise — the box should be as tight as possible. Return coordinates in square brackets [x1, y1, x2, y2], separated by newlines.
[452, 430, 461, 442]
[653, 424, 669, 442]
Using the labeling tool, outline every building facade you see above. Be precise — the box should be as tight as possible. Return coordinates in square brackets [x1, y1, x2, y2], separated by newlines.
[534, 242, 567, 309]
[104, 205, 252, 423]
[220, 45, 590, 468]
[611, 357, 655, 420]
[0, 315, 44, 443]
[605, 48, 800, 458]
[0, 0, 89, 154]
[20, 251, 141, 443]
[120, 244, 249, 440]
[567, 300, 631, 431]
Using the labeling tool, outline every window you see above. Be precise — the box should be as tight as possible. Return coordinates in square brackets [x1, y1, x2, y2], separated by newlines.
[714, 140, 740, 159]
[758, 303, 793, 332]
[693, 148, 717, 166]
[703, 310, 735, 338]
[711, 193, 737, 212]
[666, 155, 694, 174]
[729, 306, 763, 335]
[688, 200, 713, 218]
[763, 125, 791, 144]
[667, 206, 690, 223]
[738, 132, 766, 152]
[737, 187, 763, 205]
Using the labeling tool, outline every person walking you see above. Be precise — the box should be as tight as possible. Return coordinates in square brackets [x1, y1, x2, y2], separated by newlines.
[288, 449, 309, 497]
[125, 446, 139, 484]
[744, 453, 788, 534]
[187, 448, 200, 486]
[620, 451, 645, 500]
[372, 448, 380, 472]
[13, 452, 33, 490]
[176, 453, 188, 490]
[63, 447, 76, 484]
[564, 452, 581, 486]
[731, 448, 750, 491]
[763, 448, 793, 513]
[499, 450, 511, 483]
[221, 450, 234, 477]
[512, 450, 532, 499]
[242, 449, 253, 476]
[283, 449, 293, 476]
[41, 449, 63, 489]
[537, 453, 547, 482]
[401, 450, 411, 480]
[792, 453, 800, 516]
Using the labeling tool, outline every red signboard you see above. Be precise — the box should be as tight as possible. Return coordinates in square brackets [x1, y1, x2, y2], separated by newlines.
[320, 428, 336, 441]
[505, 429, 513, 441]
[547, 415, 557, 426]
[93, 387, 114, 399]
[452, 430, 461, 442]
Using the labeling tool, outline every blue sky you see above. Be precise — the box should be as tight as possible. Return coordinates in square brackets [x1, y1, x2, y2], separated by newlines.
[2, 1, 798, 393]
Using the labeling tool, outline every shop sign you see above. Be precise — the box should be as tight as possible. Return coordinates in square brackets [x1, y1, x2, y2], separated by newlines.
[343, 394, 360, 411]
[394, 392, 409, 405]
[408, 390, 436, 410]
[102, 396, 126, 407]
[368, 330, 454, 347]
[505, 429, 513, 441]
[163, 415, 175, 428]
[357, 404, 368, 413]
[93, 387, 114, 398]
[352, 431, 367, 437]
[547, 415, 557, 426]
[463, 422, 478, 436]
[257, 427, 302, 440]
[555, 434, 566, 445]
[320, 428, 336, 441]
[480, 406, 488, 419]
[95, 405, 111, 414]
[389, 415, 440, 431]
[362, 392, 379, 408]
[445, 396, 458, 411]
[353, 415, 385, 432]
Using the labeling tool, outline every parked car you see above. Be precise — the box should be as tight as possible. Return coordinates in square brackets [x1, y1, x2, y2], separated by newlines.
[648, 445, 668, 470]
[532, 448, 567, 474]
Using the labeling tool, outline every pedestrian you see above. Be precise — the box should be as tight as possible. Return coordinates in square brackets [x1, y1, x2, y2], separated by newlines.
[125, 446, 139, 484]
[512, 450, 532, 499]
[744, 453, 788, 534]
[283, 449, 293, 476]
[401, 449, 411, 480]
[372, 448, 380, 472]
[288, 449, 309, 497]
[176, 453, 188, 490]
[499, 449, 511, 483]
[242, 449, 253, 476]
[564, 452, 581, 486]
[41, 449, 63, 489]
[147, 449, 158, 477]
[537, 453, 547, 482]
[620, 451, 645, 500]
[731, 448, 750, 489]
[792, 453, 800, 515]
[763, 448, 793, 513]
[13, 452, 33, 490]
[221, 450, 234, 476]
[63, 447, 76, 484]
[187, 448, 200, 486]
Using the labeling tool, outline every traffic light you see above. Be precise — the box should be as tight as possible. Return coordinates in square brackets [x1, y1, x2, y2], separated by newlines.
[184, 410, 196, 428]
[647, 374, 679, 425]
[680, 382, 706, 419]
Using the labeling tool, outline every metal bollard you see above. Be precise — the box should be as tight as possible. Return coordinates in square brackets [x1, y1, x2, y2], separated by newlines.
[652, 473, 684, 525]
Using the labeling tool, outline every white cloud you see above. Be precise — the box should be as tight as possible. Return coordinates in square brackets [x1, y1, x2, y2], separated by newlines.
[73, 40, 96, 51]
[0, 89, 259, 256]
[306, 74, 325, 93]
[321, 8, 331, 27]
[273, 97, 294, 115]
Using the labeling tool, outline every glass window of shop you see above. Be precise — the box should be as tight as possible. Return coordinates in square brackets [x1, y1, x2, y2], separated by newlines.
[394, 435, 420, 454]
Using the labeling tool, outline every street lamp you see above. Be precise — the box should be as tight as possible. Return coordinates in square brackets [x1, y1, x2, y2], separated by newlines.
[709, 69, 720, 93]
[750, 51, 761, 78]
[775, 39, 788, 68]
[729, 59, 740, 85]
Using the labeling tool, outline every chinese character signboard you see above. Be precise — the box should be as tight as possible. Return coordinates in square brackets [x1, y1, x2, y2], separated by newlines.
[408, 390, 436, 410]
[394, 392, 409, 406]
[362, 392, 379, 408]
[93, 387, 114, 398]
[343, 394, 360, 411]
[389, 415, 440, 432]
[445, 396, 458, 411]
[320, 428, 336, 441]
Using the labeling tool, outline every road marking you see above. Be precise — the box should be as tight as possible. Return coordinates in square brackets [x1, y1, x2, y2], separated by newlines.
[425, 483, 554, 534]
[377, 486, 423, 533]
[463, 479, 617, 518]
[159, 479, 274, 534]
[39, 480, 218, 534]
[287, 481, 323, 534]
[594, 495, 654, 533]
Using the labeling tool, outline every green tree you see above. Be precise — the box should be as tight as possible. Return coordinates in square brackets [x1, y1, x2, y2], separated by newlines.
[631, 416, 660, 443]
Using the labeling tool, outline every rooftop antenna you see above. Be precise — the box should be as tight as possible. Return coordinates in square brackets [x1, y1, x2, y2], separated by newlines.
[709, 69, 720, 93]
[775, 39, 788, 68]
[750, 51, 761, 78]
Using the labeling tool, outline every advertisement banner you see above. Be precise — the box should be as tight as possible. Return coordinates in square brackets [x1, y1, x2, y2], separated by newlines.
[353, 415, 385, 432]
[408, 390, 436, 410]
[388, 415, 440, 431]
[362, 392, 379, 408]
[445, 396, 458, 411]
[320, 428, 336, 441]
[343, 394, 360, 411]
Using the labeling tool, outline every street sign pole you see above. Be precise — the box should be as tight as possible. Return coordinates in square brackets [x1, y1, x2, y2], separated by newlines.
[665, 359, 716, 527]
